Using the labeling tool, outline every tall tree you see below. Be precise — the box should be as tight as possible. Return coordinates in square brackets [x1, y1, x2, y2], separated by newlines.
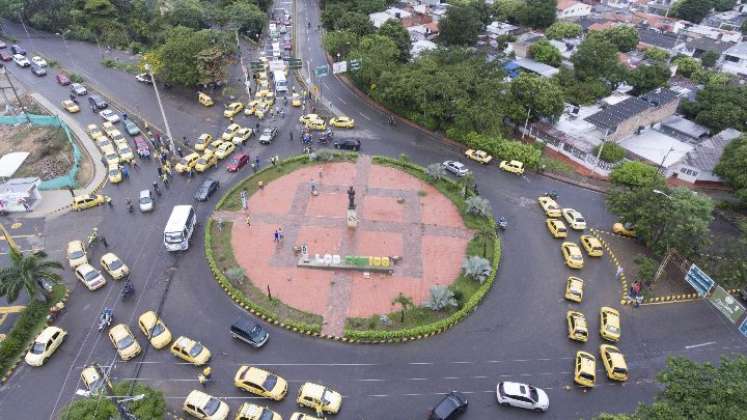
[700, 49, 720, 68]
[165, 0, 206, 29]
[336, 11, 375, 37]
[516, 0, 556, 29]
[529, 39, 562, 67]
[572, 34, 621, 81]
[545, 22, 582, 40]
[323, 30, 359, 57]
[627, 64, 671, 95]
[0, 248, 62, 303]
[714, 134, 747, 205]
[509, 73, 565, 121]
[348, 34, 399, 89]
[439, 5, 482, 46]
[378, 19, 412, 62]
[609, 161, 665, 189]
[674, 0, 714, 24]
[226, 1, 266, 37]
[601, 25, 639, 53]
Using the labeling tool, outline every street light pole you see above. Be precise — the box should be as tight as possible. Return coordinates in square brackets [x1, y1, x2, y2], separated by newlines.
[144, 63, 175, 156]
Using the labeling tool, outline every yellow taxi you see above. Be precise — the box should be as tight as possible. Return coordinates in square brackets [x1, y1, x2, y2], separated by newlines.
[561, 242, 584, 269]
[175, 152, 201, 173]
[100, 252, 129, 280]
[86, 124, 103, 140]
[306, 118, 326, 131]
[299, 113, 321, 125]
[108, 324, 142, 361]
[215, 142, 235, 160]
[562, 208, 586, 230]
[537, 196, 561, 218]
[194, 133, 213, 152]
[566, 310, 588, 342]
[137, 310, 172, 349]
[102, 146, 120, 167]
[80, 364, 112, 394]
[464, 149, 493, 164]
[297, 382, 342, 415]
[235, 403, 281, 420]
[198, 92, 214, 107]
[612, 222, 636, 237]
[234, 366, 288, 400]
[208, 139, 226, 152]
[580, 235, 603, 257]
[221, 124, 241, 141]
[96, 137, 112, 151]
[254, 104, 267, 120]
[112, 135, 128, 148]
[102, 122, 118, 137]
[62, 99, 80, 113]
[194, 153, 218, 173]
[108, 164, 123, 184]
[72, 194, 111, 211]
[256, 89, 274, 103]
[546, 219, 568, 239]
[499, 160, 525, 175]
[232, 127, 253, 145]
[66, 240, 88, 268]
[170, 336, 211, 366]
[183, 390, 229, 420]
[600, 344, 628, 382]
[291, 93, 301, 107]
[329, 116, 355, 128]
[116, 144, 135, 163]
[258, 78, 269, 89]
[224, 102, 244, 118]
[244, 100, 259, 116]
[574, 351, 596, 387]
[564, 276, 584, 303]
[600, 307, 621, 342]
[25, 326, 67, 366]
[289, 414, 324, 420]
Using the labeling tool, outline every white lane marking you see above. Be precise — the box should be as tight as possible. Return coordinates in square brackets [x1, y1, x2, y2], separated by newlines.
[408, 362, 432, 365]
[443, 376, 459, 380]
[358, 378, 385, 382]
[359, 112, 371, 121]
[472, 375, 489, 379]
[685, 341, 716, 349]
[408, 377, 427, 381]
[336, 95, 346, 104]
[368, 394, 389, 397]
[450, 361, 472, 364]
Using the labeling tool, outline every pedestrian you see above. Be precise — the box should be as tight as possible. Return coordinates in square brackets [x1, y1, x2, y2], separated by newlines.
[258, 180, 264, 190]
[164, 164, 172, 176]
[615, 266, 624, 280]
[121, 165, 129, 179]
[289, 132, 293, 142]
[251, 162, 257, 172]
[122, 113, 128, 120]
[255, 157, 260, 169]
[271, 157, 276, 167]
[20, 198, 30, 212]
[277, 227, 283, 241]
[245, 216, 251, 226]
[101, 236, 109, 248]
[132, 159, 139, 169]
[273, 230, 279, 242]
[187, 167, 193, 178]
[177, 147, 183, 158]
[256, 122, 260, 131]
[162, 173, 169, 186]
[157, 166, 163, 177]
[183, 136, 188, 145]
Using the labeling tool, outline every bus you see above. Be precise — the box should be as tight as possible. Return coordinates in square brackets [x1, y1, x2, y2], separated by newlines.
[163, 205, 197, 251]
[273, 71, 287, 92]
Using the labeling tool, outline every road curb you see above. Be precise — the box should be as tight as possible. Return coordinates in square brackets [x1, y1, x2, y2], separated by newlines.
[0, 287, 71, 384]
[166, 411, 185, 420]
[589, 228, 630, 306]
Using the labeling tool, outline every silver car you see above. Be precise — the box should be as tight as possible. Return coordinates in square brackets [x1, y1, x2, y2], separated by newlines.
[71, 83, 87, 96]
[139, 189, 154, 212]
[442, 160, 469, 177]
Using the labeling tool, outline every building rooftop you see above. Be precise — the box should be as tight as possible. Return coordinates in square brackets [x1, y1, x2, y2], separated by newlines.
[618, 129, 694, 168]
[637, 27, 678, 50]
[513, 58, 560, 77]
[661, 115, 709, 140]
[0, 152, 29, 178]
[585, 97, 651, 131]
[682, 128, 742, 172]
[724, 41, 747, 57]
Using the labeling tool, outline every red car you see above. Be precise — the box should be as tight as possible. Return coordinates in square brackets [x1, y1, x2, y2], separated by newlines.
[0, 51, 11, 62]
[226, 153, 249, 172]
[56, 73, 71, 85]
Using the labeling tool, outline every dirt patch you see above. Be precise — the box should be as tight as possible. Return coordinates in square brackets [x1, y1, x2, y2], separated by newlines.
[0, 124, 73, 181]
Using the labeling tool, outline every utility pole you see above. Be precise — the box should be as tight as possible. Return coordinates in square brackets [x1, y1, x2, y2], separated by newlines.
[658, 146, 675, 175]
[144, 64, 175, 156]
[0, 64, 31, 124]
[235, 28, 252, 98]
[521, 107, 532, 139]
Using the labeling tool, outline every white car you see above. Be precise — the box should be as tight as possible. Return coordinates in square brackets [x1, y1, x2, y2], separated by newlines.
[31, 56, 47, 67]
[561, 208, 586, 231]
[496, 381, 549, 413]
[442, 160, 469, 177]
[13, 54, 30, 67]
[99, 109, 120, 124]
[74, 263, 107, 291]
[139, 189, 154, 212]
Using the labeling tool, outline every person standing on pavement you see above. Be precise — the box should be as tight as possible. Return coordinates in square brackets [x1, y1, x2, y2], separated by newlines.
[177, 147, 183, 158]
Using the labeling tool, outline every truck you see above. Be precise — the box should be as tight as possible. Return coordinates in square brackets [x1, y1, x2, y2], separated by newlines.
[273, 70, 287, 93]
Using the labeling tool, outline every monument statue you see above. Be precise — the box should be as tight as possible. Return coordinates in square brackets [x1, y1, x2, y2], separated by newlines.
[347, 186, 356, 210]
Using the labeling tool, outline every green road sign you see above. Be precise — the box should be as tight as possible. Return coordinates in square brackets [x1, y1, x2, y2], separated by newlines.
[349, 59, 361, 71]
[708, 285, 745, 324]
[249, 61, 264, 71]
[314, 65, 329, 77]
[286, 58, 302, 70]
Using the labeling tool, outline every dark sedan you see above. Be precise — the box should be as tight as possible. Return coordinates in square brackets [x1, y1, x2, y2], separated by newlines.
[194, 178, 219, 202]
[333, 139, 361, 151]
[429, 391, 468, 420]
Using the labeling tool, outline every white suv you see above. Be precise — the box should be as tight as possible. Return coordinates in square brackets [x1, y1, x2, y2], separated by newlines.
[496, 381, 549, 413]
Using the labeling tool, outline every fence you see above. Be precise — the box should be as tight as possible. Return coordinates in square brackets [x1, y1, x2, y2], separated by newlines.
[0, 114, 81, 190]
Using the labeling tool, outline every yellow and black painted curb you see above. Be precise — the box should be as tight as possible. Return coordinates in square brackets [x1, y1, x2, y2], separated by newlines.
[589, 228, 630, 306]
[1, 287, 71, 384]
[167, 411, 185, 420]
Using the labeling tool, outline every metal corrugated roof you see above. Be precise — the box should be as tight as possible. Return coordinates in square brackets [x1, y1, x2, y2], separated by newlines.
[0, 152, 29, 178]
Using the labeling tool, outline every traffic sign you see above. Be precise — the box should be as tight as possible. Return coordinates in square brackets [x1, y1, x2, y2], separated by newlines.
[349, 59, 361, 71]
[708, 285, 745, 324]
[739, 317, 747, 337]
[249, 61, 264, 71]
[685, 264, 715, 296]
[286, 58, 302, 70]
[314, 65, 329, 77]
[332, 61, 348, 74]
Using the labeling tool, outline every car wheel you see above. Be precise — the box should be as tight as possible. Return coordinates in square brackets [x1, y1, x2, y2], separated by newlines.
[335, 145, 340, 149]
[500, 402, 510, 407]
[534, 408, 545, 413]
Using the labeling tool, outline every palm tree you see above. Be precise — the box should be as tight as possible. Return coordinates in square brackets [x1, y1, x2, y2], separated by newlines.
[391, 292, 414, 323]
[0, 248, 63, 303]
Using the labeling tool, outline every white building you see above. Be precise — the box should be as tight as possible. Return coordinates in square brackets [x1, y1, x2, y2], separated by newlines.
[368, 8, 412, 28]
[720, 42, 747, 77]
[556, 0, 591, 20]
[618, 129, 694, 170]
[486, 21, 519, 37]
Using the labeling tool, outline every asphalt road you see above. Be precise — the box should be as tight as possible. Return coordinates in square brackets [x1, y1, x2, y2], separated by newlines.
[0, 5, 745, 420]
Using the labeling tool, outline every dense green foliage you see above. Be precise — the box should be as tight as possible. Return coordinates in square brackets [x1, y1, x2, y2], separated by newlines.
[0, 248, 62, 303]
[700, 49, 720, 68]
[491, 0, 555, 28]
[596, 355, 747, 420]
[714, 135, 747, 205]
[60, 382, 165, 420]
[378, 20, 411, 62]
[627, 64, 671, 95]
[545, 22, 582, 40]
[643, 47, 670, 63]
[680, 83, 747, 132]
[593, 142, 626, 163]
[674, 0, 714, 23]
[609, 161, 662, 188]
[529, 39, 562, 67]
[439, 5, 482, 46]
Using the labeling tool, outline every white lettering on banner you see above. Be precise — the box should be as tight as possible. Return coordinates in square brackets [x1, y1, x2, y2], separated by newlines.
[333, 61, 348, 74]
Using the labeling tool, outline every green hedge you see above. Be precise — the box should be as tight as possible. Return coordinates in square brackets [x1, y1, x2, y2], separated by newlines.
[0, 285, 67, 379]
[345, 157, 501, 341]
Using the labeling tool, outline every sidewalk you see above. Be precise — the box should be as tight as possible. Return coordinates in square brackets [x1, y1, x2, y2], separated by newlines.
[19, 93, 106, 219]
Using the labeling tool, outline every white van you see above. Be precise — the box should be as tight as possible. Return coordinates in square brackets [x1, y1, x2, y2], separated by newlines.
[273, 71, 287, 92]
[163, 205, 197, 251]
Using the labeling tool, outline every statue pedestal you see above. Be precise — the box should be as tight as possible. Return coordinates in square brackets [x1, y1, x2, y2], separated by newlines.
[347, 209, 359, 228]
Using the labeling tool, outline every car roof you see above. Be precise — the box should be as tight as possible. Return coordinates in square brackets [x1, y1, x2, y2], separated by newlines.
[110, 324, 130, 338]
[502, 381, 529, 397]
[300, 382, 326, 399]
[101, 252, 119, 263]
[76, 263, 96, 273]
[37, 326, 63, 341]
[173, 336, 194, 348]
[140, 189, 151, 198]
[186, 390, 211, 406]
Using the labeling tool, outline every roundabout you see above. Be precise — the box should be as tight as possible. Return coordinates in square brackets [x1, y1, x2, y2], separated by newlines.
[207, 154, 498, 340]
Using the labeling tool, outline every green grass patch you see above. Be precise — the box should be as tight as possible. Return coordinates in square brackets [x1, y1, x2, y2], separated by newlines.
[101, 58, 140, 75]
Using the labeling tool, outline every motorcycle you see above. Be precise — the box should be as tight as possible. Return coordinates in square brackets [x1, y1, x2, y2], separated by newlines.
[544, 191, 559, 200]
[121, 281, 135, 301]
[126, 199, 133, 213]
[317, 129, 333, 145]
[496, 217, 508, 231]
[87, 228, 99, 248]
[98, 307, 113, 331]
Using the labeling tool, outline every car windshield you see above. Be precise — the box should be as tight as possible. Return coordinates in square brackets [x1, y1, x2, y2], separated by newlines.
[249, 325, 264, 338]
[577, 330, 588, 337]
[140, 196, 152, 204]
[262, 374, 278, 391]
[108, 259, 122, 270]
[203, 398, 220, 415]
[31, 342, 45, 354]
[116, 335, 134, 349]
[434, 396, 458, 417]
[580, 372, 594, 380]
[613, 367, 628, 375]
[69, 250, 84, 259]
[258, 409, 274, 420]
[149, 322, 165, 337]
[84, 270, 99, 281]
[178, 158, 189, 166]
[321, 389, 335, 405]
[572, 254, 582, 261]
[577, 217, 585, 223]
[165, 232, 184, 243]
[528, 387, 539, 402]
[188, 342, 204, 357]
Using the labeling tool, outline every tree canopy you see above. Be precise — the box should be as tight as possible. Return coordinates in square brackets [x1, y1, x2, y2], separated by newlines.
[378, 20, 411, 62]
[714, 134, 747, 205]
[680, 83, 747, 132]
[439, 5, 482, 46]
[674, 0, 714, 24]
[0, 248, 62, 303]
[529, 39, 562, 67]
[545, 22, 582, 40]
[572, 34, 622, 82]
[508, 73, 565, 121]
[627, 64, 671, 95]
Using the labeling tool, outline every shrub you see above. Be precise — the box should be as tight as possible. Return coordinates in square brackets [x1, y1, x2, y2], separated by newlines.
[423, 285, 458, 311]
[465, 196, 492, 217]
[593, 142, 626, 163]
[462, 256, 491, 284]
[225, 267, 246, 283]
[70, 73, 84, 83]
[426, 163, 446, 181]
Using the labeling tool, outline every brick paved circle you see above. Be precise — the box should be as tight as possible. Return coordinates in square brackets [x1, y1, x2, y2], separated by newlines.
[225, 157, 473, 335]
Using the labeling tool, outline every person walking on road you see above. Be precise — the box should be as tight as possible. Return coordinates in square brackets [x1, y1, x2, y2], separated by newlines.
[162, 173, 169, 187]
